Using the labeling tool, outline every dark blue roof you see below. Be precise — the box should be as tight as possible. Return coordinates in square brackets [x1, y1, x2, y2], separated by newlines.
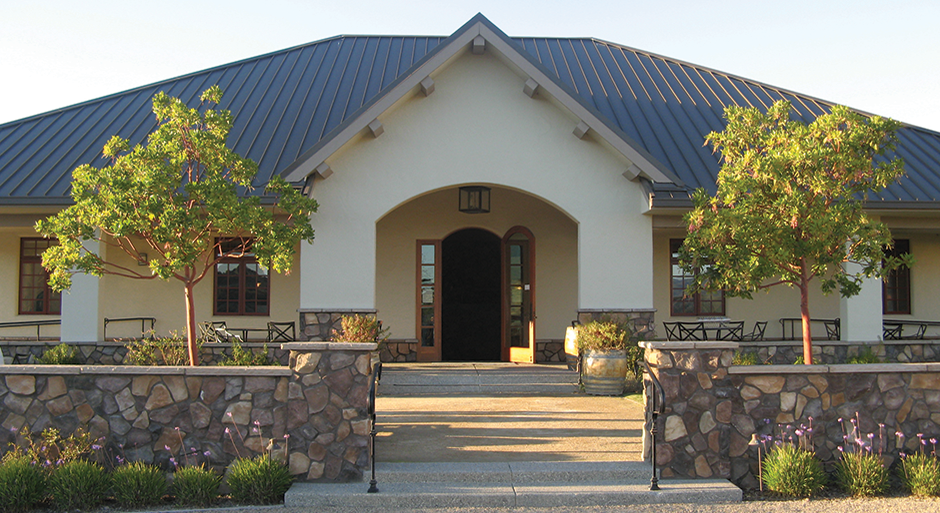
[2, 16, 939, 206]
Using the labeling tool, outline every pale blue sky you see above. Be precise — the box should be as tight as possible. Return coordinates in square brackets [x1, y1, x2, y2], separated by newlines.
[2, 0, 938, 131]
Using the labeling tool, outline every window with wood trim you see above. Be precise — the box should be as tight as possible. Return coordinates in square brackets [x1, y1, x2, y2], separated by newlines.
[214, 239, 269, 315]
[670, 239, 724, 316]
[883, 239, 910, 315]
[19, 238, 61, 315]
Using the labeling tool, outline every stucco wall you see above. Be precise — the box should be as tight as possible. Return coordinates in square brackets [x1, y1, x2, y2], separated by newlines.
[375, 187, 577, 340]
[301, 48, 653, 312]
[0, 227, 62, 339]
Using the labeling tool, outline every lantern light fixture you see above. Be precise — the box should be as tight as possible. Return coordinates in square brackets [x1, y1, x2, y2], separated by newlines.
[458, 186, 491, 214]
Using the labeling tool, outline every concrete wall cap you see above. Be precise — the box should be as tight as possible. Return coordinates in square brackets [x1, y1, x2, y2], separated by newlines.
[640, 341, 739, 350]
[729, 363, 933, 374]
[282, 342, 378, 351]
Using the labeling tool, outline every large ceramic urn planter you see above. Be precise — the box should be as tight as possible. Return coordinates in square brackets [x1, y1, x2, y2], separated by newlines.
[581, 348, 628, 396]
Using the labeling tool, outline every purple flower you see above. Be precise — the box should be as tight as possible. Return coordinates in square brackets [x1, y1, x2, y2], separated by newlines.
[896, 431, 905, 438]
[9, 427, 17, 433]
[169, 457, 177, 467]
[795, 429, 804, 436]
[253, 420, 261, 426]
[164, 445, 171, 452]
[838, 418, 843, 422]
[224, 428, 231, 434]
[878, 423, 885, 428]
[175, 426, 181, 431]
[917, 433, 924, 439]
[203, 451, 211, 457]
[92, 444, 102, 450]
[931, 438, 938, 445]
[867, 433, 875, 440]
[116, 456, 125, 464]
[837, 446, 844, 452]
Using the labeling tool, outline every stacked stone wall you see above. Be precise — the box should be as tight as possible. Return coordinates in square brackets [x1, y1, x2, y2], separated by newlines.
[578, 309, 656, 341]
[0, 341, 291, 366]
[298, 309, 377, 341]
[0, 342, 377, 482]
[737, 340, 940, 365]
[643, 341, 940, 489]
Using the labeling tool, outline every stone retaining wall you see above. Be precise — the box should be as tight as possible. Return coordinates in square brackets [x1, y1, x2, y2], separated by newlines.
[642, 341, 940, 489]
[0, 341, 291, 366]
[0, 342, 377, 482]
[298, 309, 378, 341]
[578, 309, 656, 341]
[737, 340, 940, 365]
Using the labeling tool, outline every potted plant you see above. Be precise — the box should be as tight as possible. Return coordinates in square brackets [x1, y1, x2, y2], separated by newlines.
[576, 319, 632, 396]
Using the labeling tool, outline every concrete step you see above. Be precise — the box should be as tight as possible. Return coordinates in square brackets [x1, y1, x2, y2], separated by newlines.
[378, 362, 580, 396]
[285, 461, 741, 509]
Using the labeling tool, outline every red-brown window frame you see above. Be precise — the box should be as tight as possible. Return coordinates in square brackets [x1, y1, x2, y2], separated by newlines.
[213, 239, 270, 316]
[670, 239, 725, 317]
[883, 239, 911, 315]
[19, 238, 61, 315]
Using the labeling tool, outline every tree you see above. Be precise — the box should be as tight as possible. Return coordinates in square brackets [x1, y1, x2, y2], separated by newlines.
[680, 100, 911, 364]
[36, 86, 318, 365]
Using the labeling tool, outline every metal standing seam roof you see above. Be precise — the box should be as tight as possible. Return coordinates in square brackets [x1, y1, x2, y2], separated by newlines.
[2, 15, 940, 206]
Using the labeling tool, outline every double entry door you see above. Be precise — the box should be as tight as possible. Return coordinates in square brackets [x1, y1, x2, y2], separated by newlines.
[417, 227, 535, 362]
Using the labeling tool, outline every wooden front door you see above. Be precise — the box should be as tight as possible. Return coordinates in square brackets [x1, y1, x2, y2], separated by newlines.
[502, 227, 535, 363]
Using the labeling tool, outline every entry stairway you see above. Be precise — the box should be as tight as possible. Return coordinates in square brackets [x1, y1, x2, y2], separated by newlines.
[285, 362, 742, 509]
[286, 461, 742, 508]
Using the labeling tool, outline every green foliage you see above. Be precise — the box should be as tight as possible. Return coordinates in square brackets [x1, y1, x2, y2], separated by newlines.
[332, 314, 389, 343]
[225, 453, 293, 505]
[48, 459, 110, 510]
[846, 346, 882, 364]
[681, 100, 910, 355]
[794, 355, 805, 365]
[899, 452, 940, 497]
[624, 342, 643, 380]
[762, 444, 827, 496]
[37, 343, 80, 365]
[17, 427, 92, 468]
[172, 464, 220, 507]
[732, 350, 759, 366]
[125, 332, 200, 365]
[218, 339, 274, 366]
[111, 461, 168, 507]
[575, 320, 631, 352]
[0, 454, 47, 512]
[834, 449, 889, 496]
[36, 86, 318, 365]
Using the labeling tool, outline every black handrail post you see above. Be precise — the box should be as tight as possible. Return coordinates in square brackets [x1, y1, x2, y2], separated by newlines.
[643, 359, 664, 491]
[367, 361, 382, 493]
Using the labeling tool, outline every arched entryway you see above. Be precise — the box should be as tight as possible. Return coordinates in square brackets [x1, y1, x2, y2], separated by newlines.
[442, 228, 501, 361]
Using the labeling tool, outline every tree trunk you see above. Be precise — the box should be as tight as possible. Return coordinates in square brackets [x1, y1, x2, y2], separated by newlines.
[800, 259, 814, 365]
[184, 282, 199, 366]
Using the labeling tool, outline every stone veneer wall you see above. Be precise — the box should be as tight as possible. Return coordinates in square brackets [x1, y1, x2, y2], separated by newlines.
[0, 341, 291, 366]
[642, 341, 940, 489]
[578, 309, 656, 341]
[298, 309, 378, 341]
[0, 342, 377, 482]
[737, 340, 940, 365]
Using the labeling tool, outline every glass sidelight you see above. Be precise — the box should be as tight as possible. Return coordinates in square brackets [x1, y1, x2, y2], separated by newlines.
[417, 241, 441, 361]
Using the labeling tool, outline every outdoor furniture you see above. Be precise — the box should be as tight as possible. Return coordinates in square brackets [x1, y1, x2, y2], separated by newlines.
[661, 321, 708, 341]
[199, 321, 242, 343]
[779, 318, 841, 340]
[268, 321, 296, 342]
[882, 319, 940, 340]
[742, 321, 767, 341]
[714, 320, 744, 341]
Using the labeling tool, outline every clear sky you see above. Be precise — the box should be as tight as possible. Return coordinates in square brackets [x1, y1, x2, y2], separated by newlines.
[2, 0, 938, 131]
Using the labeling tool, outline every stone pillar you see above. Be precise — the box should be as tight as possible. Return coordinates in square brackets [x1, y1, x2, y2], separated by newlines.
[839, 262, 882, 342]
[298, 309, 378, 341]
[60, 238, 101, 342]
[282, 342, 376, 481]
[577, 309, 656, 340]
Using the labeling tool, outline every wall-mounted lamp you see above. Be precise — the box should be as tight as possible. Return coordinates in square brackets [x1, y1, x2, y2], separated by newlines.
[458, 186, 491, 214]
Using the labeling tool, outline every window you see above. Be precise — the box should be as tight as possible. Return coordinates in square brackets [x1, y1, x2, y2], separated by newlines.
[214, 239, 269, 315]
[19, 238, 61, 315]
[883, 239, 910, 315]
[670, 239, 724, 316]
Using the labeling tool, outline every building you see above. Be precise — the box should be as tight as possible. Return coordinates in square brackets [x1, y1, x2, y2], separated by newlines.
[2, 14, 939, 362]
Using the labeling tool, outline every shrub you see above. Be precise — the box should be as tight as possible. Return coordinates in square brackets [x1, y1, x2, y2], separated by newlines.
[38, 343, 80, 364]
[576, 320, 631, 352]
[48, 459, 110, 510]
[172, 464, 220, 507]
[834, 449, 889, 496]
[762, 444, 826, 496]
[125, 332, 200, 365]
[19, 427, 92, 468]
[732, 350, 759, 366]
[899, 452, 940, 497]
[0, 454, 47, 512]
[226, 453, 293, 505]
[218, 339, 273, 366]
[111, 461, 168, 507]
[846, 346, 882, 364]
[332, 314, 389, 343]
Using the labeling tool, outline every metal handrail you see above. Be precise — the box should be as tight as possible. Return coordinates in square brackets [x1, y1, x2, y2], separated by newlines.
[643, 359, 665, 491]
[103, 317, 156, 341]
[0, 319, 61, 341]
[367, 361, 383, 493]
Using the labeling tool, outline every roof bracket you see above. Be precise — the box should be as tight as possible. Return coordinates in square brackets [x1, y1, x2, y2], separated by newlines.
[368, 119, 384, 138]
[523, 78, 539, 98]
[472, 35, 485, 55]
[315, 162, 333, 180]
[623, 164, 641, 180]
[420, 76, 435, 96]
[573, 120, 590, 140]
